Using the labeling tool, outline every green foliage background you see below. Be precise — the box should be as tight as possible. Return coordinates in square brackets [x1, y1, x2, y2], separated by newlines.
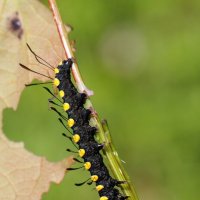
[3, 0, 200, 199]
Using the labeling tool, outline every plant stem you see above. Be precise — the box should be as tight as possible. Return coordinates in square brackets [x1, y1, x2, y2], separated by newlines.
[48, 0, 93, 96]
[48, 0, 139, 199]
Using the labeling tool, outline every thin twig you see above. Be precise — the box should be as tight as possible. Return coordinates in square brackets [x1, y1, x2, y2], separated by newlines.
[48, 0, 93, 96]
[48, 1, 139, 200]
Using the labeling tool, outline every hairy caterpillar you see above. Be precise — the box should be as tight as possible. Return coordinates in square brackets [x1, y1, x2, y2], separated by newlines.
[20, 46, 128, 200]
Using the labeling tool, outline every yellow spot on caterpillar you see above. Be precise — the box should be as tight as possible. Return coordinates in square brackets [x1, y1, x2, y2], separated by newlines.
[68, 118, 75, 127]
[59, 90, 65, 98]
[53, 78, 60, 86]
[78, 149, 85, 157]
[84, 162, 91, 170]
[73, 134, 80, 143]
[96, 185, 104, 191]
[91, 175, 98, 182]
[63, 103, 70, 111]
[54, 68, 59, 74]
[100, 197, 108, 200]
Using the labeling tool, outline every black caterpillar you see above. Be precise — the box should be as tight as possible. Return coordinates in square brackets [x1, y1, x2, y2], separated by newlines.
[53, 59, 128, 200]
[20, 46, 128, 200]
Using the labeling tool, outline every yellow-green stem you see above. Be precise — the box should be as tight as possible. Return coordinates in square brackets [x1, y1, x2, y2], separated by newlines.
[49, 0, 139, 199]
[88, 106, 138, 200]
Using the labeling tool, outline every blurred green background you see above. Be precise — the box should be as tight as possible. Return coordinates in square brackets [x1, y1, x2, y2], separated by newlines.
[3, 0, 200, 200]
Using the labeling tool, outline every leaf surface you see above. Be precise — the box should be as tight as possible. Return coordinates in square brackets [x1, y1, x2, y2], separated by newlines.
[0, 0, 73, 199]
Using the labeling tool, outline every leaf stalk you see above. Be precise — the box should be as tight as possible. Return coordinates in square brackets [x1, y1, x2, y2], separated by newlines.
[48, 0, 139, 199]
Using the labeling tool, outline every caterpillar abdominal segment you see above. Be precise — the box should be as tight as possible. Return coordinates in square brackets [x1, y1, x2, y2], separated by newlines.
[54, 59, 128, 200]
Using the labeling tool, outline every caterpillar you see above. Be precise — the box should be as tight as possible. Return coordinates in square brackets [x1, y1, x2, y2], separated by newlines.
[20, 46, 128, 200]
[54, 59, 128, 200]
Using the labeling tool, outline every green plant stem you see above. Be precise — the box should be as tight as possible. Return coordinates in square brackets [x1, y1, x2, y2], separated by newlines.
[101, 120, 138, 200]
[89, 108, 138, 200]
[48, 0, 139, 199]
